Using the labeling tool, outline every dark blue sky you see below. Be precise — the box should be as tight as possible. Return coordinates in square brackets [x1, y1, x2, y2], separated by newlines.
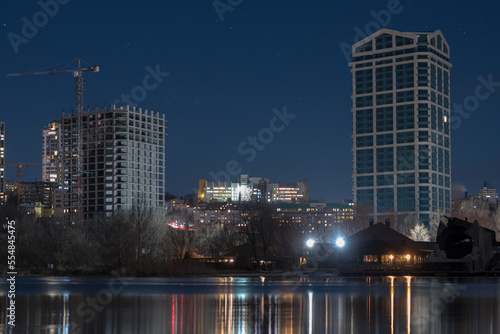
[1, 0, 499, 202]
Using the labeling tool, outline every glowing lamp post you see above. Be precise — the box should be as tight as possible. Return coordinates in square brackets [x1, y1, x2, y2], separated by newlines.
[335, 237, 345, 248]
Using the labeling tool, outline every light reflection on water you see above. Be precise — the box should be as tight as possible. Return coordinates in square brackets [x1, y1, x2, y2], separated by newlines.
[1, 276, 500, 333]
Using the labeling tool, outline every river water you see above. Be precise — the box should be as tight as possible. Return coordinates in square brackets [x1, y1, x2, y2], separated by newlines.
[1, 275, 499, 333]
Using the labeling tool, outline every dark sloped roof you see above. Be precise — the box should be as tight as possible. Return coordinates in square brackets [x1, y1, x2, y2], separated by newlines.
[348, 222, 414, 243]
[344, 223, 423, 255]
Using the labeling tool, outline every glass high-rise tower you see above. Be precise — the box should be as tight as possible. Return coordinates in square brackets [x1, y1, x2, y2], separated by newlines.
[350, 29, 451, 226]
[42, 121, 62, 183]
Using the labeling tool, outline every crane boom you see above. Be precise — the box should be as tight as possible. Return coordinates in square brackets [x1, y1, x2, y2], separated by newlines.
[6, 65, 99, 77]
[6, 57, 99, 220]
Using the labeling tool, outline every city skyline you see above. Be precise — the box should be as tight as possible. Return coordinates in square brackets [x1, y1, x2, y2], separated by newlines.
[1, 0, 500, 202]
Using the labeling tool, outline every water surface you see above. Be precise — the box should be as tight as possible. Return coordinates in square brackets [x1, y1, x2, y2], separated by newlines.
[1, 275, 499, 333]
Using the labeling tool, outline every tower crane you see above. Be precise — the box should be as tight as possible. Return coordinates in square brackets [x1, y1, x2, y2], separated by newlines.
[4, 162, 42, 205]
[6, 57, 99, 218]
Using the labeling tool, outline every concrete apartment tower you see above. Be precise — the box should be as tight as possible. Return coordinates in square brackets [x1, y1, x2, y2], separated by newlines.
[350, 29, 451, 226]
[59, 105, 166, 221]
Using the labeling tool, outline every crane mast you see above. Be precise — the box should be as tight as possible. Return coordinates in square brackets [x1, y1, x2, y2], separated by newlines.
[4, 162, 43, 205]
[7, 58, 99, 220]
[75, 59, 84, 218]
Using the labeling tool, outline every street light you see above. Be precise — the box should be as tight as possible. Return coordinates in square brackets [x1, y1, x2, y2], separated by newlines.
[335, 237, 345, 248]
[306, 239, 315, 248]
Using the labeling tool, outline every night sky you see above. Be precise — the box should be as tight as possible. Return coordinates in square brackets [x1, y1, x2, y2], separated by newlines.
[1, 0, 499, 202]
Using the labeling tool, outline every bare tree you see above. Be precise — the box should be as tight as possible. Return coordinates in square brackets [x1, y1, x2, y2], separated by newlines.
[492, 209, 500, 241]
[62, 222, 102, 271]
[313, 219, 337, 244]
[195, 225, 219, 257]
[164, 227, 195, 260]
[341, 201, 372, 236]
[16, 214, 67, 270]
[88, 214, 135, 269]
[410, 222, 431, 241]
[196, 224, 242, 258]
[164, 208, 196, 260]
[241, 203, 278, 258]
[273, 217, 303, 259]
[453, 198, 494, 229]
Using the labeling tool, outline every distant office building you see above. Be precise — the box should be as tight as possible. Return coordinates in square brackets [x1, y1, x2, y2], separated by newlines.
[0, 122, 4, 204]
[198, 174, 308, 204]
[478, 181, 499, 202]
[18, 181, 55, 208]
[275, 202, 353, 234]
[351, 29, 451, 226]
[5, 180, 60, 216]
[5, 180, 60, 217]
[42, 121, 62, 183]
[198, 180, 232, 203]
[235, 174, 270, 202]
[268, 180, 308, 204]
[58, 105, 166, 221]
[192, 201, 353, 236]
[194, 202, 243, 227]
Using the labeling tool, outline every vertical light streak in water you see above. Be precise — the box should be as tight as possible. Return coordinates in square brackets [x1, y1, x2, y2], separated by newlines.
[336, 294, 343, 333]
[368, 277, 371, 334]
[274, 295, 278, 334]
[390, 276, 395, 334]
[351, 295, 355, 331]
[308, 292, 313, 334]
[239, 294, 246, 334]
[325, 295, 328, 333]
[254, 296, 258, 334]
[219, 294, 224, 334]
[229, 293, 233, 334]
[63, 293, 69, 334]
[171, 295, 175, 334]
[406, 276, 412, 334]
[268, 294, 272, 334]
[260, 294, 264, 332]
[181, 295, 184, 334]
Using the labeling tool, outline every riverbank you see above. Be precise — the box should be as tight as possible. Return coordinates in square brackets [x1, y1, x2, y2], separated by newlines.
[3, 265, 500, 278]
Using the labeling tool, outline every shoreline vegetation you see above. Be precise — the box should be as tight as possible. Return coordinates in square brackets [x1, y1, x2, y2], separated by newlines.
[2, 201, 499, 279]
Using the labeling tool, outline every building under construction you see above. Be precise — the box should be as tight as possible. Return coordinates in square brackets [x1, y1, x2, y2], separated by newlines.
[51, 105, 166, 221]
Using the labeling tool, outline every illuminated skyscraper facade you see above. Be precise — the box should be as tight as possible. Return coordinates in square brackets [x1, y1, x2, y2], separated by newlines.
[351, 29, 451, 225]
